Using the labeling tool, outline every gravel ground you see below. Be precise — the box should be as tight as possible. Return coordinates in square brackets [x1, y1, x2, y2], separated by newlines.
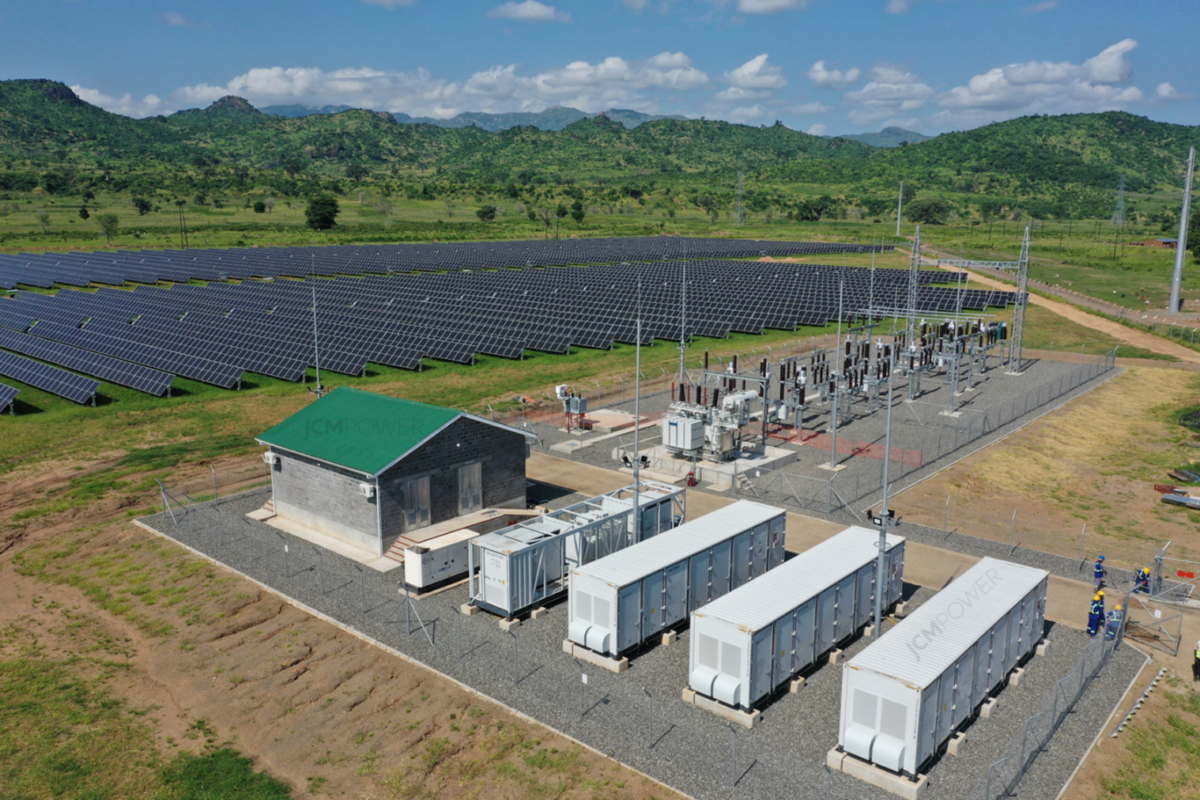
[141, 492, 1146, 800]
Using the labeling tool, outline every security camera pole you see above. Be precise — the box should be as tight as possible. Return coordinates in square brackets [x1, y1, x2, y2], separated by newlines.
[870, 354, 900, 641]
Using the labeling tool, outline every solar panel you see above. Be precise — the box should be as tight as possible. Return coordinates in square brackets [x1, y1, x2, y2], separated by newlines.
[0, 350, 99, 404]
[0, 327, 174, 396]
[0, 381, 16, 413]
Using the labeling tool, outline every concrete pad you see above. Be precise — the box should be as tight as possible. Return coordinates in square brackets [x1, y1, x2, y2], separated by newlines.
[790, 677, 806, 693]
[460, 603, 478, 616]
[1009, 667, 1025, 687]
[550, 440, 586, 455]
[531, 607, 548, 620]
[527, 452, 630, 494]
[981, 698, 998, 719]
[948, 732, 966, 757]
[1036, 640, 1049, 657]
[681, 687, 760, 729]
[863, 623, 875, 638]
[499, 617, 521, 632]
[827, 749, 928, 800]
[246, 508, 274, 521]
[819, 462, 849, 472]
[261, 514, 402, 573]
[895, 601, 910, 617]
[562, 639, 628, 673]
[662, 630, 678, 647]
[829, 648, 844, 665]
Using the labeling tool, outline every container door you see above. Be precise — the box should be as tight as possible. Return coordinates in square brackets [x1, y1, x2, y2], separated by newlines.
[795, 601, 816, 668]
[711, 541, 733, 600]
[918, 686, 939, 771]
[938, 665, 955, 742]
[856, 565, 875, 628]
[659, 500, 672, 534]
[888, 544, 905, 605]
[617, 584, 641, 653]
[835, 574, 857, 643]
[1006, 606, 1022, 670]
[732, 532, 752, 589]
[640, 506, 658, 541]
[769, 517, 786, 569]
[816, 586, 836, 655]
[750, 628, 774, 706]
[482, 549, 509, 611]
[991, 617, 1009, 685]
[642, 572, 664, 641]
[664, 561, 688, 627]
[688, 552, 710, 610]
[956, 648, 975, 727]
[751, 524, 769, 578]
[777, 612, 798, 676]
[457, 462, 482, 516]
[975, 631, 993, 702]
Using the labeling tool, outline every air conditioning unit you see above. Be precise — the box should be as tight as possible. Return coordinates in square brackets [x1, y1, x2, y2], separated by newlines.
[358, 482, 376, 499]
[262, 452, 280, 465]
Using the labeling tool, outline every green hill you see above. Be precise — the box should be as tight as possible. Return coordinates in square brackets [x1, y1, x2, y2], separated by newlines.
[832, 127, 933, 148]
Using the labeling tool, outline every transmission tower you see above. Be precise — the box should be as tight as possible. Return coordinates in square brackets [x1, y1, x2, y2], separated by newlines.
[1006, 226, 1031, 375]
[905, 224, 922, 342]
[1111, 175, 1126, 227]
[736, 171, 744, 227]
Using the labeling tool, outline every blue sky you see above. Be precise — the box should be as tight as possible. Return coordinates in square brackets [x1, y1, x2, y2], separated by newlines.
[2, 0, 1195, 134]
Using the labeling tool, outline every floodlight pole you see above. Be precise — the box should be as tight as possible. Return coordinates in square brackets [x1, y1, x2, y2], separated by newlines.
[679, 254, 687, 382]
[1169, 146, 1195, 314]
[633, 278, 642, 543]
[872, 357, 899, 641]
[310, 257, 324, 397]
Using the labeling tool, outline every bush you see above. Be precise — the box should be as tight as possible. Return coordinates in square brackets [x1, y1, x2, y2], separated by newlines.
[304, 194, 339, 230]
[253, 201, 266, 214]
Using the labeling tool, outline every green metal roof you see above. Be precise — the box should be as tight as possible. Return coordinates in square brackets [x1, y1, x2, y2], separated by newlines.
[257, 387, 471, 476]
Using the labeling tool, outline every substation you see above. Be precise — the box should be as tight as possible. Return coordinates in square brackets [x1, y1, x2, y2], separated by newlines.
[130, 230, 1148, 800]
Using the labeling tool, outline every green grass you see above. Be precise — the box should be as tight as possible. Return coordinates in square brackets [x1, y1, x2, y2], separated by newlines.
[1100, 680, 1200, 800]
[0, 652, 292, 799]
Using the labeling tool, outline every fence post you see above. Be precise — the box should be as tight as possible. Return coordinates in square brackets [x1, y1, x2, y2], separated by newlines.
[211, 464, 218, 503]
[454, 605, 462, 662]
[728, 723, 738, 787]
[944, 495, 951, 532]
[985, 757, 1008, 800]
[509, 630, 518, 685]
[274, 531, 289, 579]
[354, 564, 365, 614]
[574, 658, 586, 718]
[643, 687, 653, 749]
[1009, 509, 1017, 555]
[1078, 523, 1086, 571]
[313, 547, 325, 595]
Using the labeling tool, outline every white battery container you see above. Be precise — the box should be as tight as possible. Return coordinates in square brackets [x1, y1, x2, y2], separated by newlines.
[689, 527, 905, 711]
[838, 557, 1048, 777]
[568, 501, 785, 657]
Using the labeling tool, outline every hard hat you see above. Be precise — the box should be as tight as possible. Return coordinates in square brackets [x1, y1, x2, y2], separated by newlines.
[1093, 595, 1100, 601]
[1115, 605, 1122, 611]
[1098, 590, 1105, 596]
[1099, 555, 1106, 561]
[1142, 567, 1150, 574]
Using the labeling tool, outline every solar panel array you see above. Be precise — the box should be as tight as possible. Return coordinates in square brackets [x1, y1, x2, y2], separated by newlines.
[0, 236, 887, 289]
[0, 350, 99, 404]
[0, 382, 16, 413]
[0, 254, 1015, 396]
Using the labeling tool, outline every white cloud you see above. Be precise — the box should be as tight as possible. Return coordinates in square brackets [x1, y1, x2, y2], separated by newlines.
[931, 39, 1145, 127]
[791, 101, 833, 114]
[72, 86, 166, 118]
[163, 12, 187, 26]
[488, 1, 572, 22]
[1154, 82, 1191, 101]
[1024, 1, 1058, 13]
[807, 123, 827, 136]
[362, 0, 417, 7]
[714, 86, 769, 101]
[885, 0, 909, 14]
[723, 54, 786, 90]
[844, 64, 933, 123]
[621, 0, 650, 7]
[807, 60, 861, 88]
[169, 54, 708, 118]
[735, 0, 810, 12]
[728, 104, 766, 123]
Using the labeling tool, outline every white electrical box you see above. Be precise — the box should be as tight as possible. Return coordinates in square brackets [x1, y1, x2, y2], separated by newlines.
[405, 528, 478, 590]
[663, 416, 704, 451]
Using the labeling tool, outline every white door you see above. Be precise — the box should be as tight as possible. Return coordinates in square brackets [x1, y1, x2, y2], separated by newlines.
[403, 476, 431, 531]
[458, 462, 482, 515]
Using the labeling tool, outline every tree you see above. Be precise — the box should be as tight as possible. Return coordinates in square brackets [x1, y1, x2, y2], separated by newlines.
[570, 200, 585, 226]
[81, 189, 95, 203]
[555, 203, 568, 220]
[253, 201, 266, 213]
[444, 199, 456, 218]
[78, 206, 90, 221]
[305, 194, 340, 230]
[132, 197, 153, 216]
[346, 163, 369, 183]
[96, 213, 119, 245]
[476, 205, 497, 222]
[906, 197, 950, 224]
[375, 199, 393, 230]
[264, 196, 275, 213]
[282, 155, 306, 179]
[35, 209, 49, 232]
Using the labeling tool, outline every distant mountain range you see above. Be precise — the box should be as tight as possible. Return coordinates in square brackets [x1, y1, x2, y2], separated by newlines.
[259, 103, 686, 132]
[829, 127, 934, 148]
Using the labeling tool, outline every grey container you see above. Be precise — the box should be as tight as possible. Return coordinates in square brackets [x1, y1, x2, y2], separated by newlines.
[689, 526, 905, 711]
[839, 557, 1048, 778]
[568, 501, 786, 657]
[468, 480, 684, 619]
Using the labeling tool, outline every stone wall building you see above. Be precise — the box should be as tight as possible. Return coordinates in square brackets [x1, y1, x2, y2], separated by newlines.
[257, 387, 535, 556]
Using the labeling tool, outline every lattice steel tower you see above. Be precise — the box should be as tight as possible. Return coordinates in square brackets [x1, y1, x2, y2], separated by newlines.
[1006, 226, 1031, 374]
[905, 224, 922, 342]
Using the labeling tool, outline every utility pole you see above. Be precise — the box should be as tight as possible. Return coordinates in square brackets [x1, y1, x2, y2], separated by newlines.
[632, 277, 643, 542]
[869, 355, 899, 640]
[895, 181, 904, 237]
[1112, 175, 1126, 261]
[1169, 147, 1195, 314]
[310, 256, 325, 398]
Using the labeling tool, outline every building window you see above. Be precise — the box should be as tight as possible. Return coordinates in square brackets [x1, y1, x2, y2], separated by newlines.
[458, 462, 482, 515]
[403, 476, 431, 531]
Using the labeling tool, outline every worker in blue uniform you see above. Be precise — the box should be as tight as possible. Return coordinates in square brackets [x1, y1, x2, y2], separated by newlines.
[1134, 567, 1150, 593]
[1087, 594, 1103, 637]
[1104, 604, 1124, 642]
[1094, 555, 1106, 591]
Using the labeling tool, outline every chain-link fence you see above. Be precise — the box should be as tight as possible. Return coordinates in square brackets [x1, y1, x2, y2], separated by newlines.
[155, 460, 273, 525]
[965, 630, 1125, 800]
